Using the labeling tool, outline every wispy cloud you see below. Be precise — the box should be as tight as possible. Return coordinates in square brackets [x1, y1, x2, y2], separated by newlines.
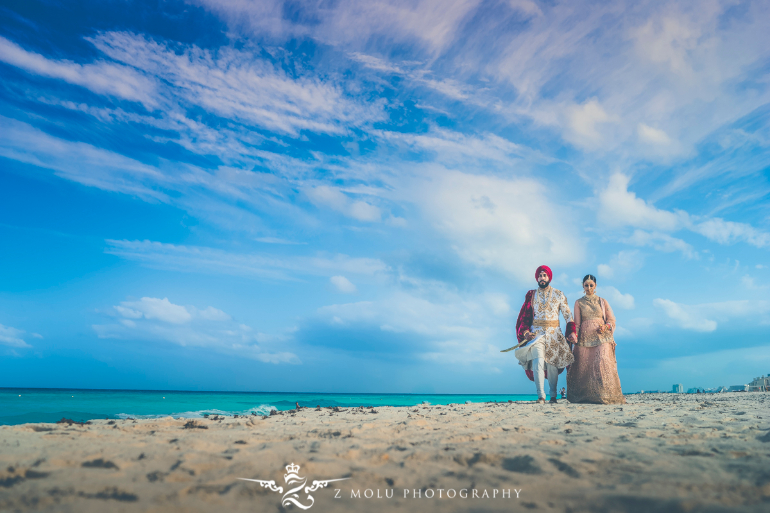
[195, 0, 481, 57]
[602, 286, 635, 310]
[598, 173, 687, 232]
[90, 31, 385, 136]
[653, 298, 770, 333]
[330, 276, 357, 294]
[597, 250, 644, 281]
[622, 230, 697, 259]
[0, 323, 38, 349]
[306, 185, 382, 222]
[0, 35, 157, 107]
[598, 173, 770, 251]
[416, 170, 584, 283]
[0, 116, 170, 201]
[104, 239, 389, 281]
[309, 287, 503, 364]
[94, 296, 299, 364]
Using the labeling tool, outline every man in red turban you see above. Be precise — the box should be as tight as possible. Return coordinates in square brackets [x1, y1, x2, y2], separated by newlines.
[514, 265, 576, 404]
[535, 265, 552, 282]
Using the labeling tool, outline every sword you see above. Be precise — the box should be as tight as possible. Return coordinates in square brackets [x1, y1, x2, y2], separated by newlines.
[500, 334, 542, 352]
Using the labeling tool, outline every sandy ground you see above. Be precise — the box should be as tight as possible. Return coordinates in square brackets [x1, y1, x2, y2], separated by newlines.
[1, 392, 768, 513]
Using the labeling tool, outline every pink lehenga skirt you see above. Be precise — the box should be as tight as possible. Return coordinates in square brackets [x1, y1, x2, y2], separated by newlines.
[567, 342, 626, 404]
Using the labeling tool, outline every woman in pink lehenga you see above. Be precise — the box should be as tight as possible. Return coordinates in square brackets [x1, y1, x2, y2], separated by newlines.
[567, 274, 626, 404]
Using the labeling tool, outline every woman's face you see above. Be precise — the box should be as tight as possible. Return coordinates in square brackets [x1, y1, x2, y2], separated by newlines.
[583, 279, 596, 295]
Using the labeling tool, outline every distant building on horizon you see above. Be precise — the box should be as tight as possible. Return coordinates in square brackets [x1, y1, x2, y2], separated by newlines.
[685, 386, 727, 394]
[728, 384, 749, 392]
[673, 384, 683, 393]
[748, 375, 769, 392]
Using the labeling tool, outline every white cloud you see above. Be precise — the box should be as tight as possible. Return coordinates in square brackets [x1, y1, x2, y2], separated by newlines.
[0, 116, 169, 201]
[349, 201, 382, 222]
[740, 275, 766, 290]
[2, 31, 386, 147]
[632, 15, 699, 75]
[195, 0, 481, 57]
[491, 1, 770, 166]
[89, 32, 384, 137]
[104, 239, 388, 280]
[306, 185, 382, 222]
[507, 0, 542, 17]
[653, 298, 716, 332]
[255, 237, 306, 245]
[418, 170, 583, 283]
[0, 35, 157, 107]
[348, 52, 406, 74]
[485, 293, 510, 316]
[330, 275, 357, 294]
[598, 173, 686, 231]
[598, 174, 770, 252]
[597, 250, 644, 280]
[652, 344, 770, 387]
[622, 230, 696, 259]
[315, 287, 504, 364]
[0, 323, 33, 348]
[96, 297, 298, 363]
[116, 297, 192, 324]
[693, 218, 770, 248]
[601, 286, 635, 310]
[196, 306, 232, 322]
[374, 127, 547, 167]
[564, 99, 615, 149]
[653, 298, 770, 333]
[637, 123, 672, 145]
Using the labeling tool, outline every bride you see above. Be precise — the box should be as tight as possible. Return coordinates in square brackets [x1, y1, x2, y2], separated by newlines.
[567, 274, 626, 404]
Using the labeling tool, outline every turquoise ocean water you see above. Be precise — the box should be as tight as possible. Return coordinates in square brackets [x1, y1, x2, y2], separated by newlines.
[0, 388, 540, 425]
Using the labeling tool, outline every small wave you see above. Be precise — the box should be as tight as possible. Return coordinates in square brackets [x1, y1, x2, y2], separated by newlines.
[115, 404, 277, 420]
[246, 404, 277, 416]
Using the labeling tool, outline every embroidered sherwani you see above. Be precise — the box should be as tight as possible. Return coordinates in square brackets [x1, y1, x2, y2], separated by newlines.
[514, 286, 575, 377]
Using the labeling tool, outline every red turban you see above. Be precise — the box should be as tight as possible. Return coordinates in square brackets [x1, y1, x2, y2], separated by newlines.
[535, 265, 552, 282]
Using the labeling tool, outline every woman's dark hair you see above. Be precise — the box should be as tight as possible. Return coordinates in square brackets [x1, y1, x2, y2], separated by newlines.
[582, 274, 597, 285]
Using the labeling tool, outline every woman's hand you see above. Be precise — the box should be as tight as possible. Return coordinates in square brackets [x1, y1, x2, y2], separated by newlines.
[567, 333, 577, 343]
[598, 324, 613, 334]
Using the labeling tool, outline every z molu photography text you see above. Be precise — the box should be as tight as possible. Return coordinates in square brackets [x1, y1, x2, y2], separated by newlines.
[341, 488, 522, 499]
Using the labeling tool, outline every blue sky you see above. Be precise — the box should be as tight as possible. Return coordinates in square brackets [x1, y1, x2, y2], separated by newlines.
[1, 0, 769, 394]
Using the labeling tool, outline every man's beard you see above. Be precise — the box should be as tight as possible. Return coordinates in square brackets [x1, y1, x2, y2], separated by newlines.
[538, 279, 550, 289]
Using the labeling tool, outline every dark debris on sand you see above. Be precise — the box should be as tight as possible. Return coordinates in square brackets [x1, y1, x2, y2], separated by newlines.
[183, 420, 208, 429]
[56, 418, 90, 426]
[81, 459, 119, 470]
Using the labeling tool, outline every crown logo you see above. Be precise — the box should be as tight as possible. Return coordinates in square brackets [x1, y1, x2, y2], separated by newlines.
[239, 461, 350, 509]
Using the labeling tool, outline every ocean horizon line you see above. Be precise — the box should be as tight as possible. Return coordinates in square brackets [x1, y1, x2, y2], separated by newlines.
[0, 387, 549, 396]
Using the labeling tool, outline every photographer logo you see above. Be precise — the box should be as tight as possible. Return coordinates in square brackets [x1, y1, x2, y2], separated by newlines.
[238, 463, 349, 510]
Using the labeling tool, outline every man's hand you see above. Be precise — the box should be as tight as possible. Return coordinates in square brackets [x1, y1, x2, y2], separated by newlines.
[567, 333, 577, 344]
[524, 332, 536, 341]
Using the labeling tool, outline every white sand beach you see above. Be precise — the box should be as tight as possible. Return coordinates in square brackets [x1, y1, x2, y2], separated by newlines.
[1, 392, 768, 513]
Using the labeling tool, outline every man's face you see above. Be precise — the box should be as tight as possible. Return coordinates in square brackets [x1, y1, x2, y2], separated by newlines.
[537, 271, 550, 288]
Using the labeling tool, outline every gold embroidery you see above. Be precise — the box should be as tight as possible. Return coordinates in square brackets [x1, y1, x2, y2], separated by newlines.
[568, 295, 624, 404]
[567, 344, 625, 404]
[529, 288, 574, 369]
[576, 295, 614, 348]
